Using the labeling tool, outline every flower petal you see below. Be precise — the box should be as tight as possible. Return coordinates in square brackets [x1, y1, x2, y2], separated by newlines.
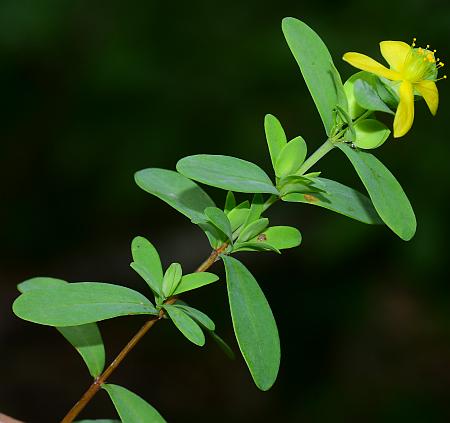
[393, 81, 414, 138]
[380, 41, 411, 72]
[415, 80, 438, 115]
[343, 52, 402, 81]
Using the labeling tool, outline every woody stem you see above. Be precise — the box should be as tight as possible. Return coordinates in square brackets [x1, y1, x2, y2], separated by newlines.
[59, 242, 228, 423]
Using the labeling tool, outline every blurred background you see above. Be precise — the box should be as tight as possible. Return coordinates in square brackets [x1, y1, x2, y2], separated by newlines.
[1, 0, 450, 422]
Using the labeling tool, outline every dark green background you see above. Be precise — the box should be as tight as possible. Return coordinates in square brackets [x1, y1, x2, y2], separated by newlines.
[1, 1, 450, 422]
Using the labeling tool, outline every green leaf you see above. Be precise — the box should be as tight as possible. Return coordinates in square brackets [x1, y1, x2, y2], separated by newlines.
[353, 119, 391, 149]
[172, 272, 219, 295]
[278, 175, 325, 196]
[18, 277, 105, 378]
[162, 263, 182, 298]
[209, 331, 235, 359]
[354, 79, 394, 115]
[198, 221, 227, 249]
[18, 276, 67, 292]
[103, 384, 166, 423]
[204, 207, 233, 243]
[163, 304, 205, 346]
[222, 256, 280, 391]
[243, 194, 264, 226]
[275, 136, 307, 177]
[237, 218, 269, 243]
[224, 191, 236, 214]
[13, 282, 158, 326]
[176, 155, 278, 194]
[264, 114, 287, 169]
[344, 73, 367, 119]
[282, 17, 347, 136]
[232, 241, 281, 254]
[130, 236, 163, 296]
[248, 226, 302, 250]
[283, 177, 382, 225]
[375, 76, 399, 109]
[173, 304, 215, 331]
[57, 325, 105, 378]
[227, 201, 250, 232]
[337, 143, 416, 240]
[135, 168, 215, 222]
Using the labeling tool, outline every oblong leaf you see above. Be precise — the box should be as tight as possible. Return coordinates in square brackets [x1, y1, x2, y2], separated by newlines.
[198, 221, 228, 249]
[131, 236, 163, 295]
[172, 272, 219, 295]
[275, 136, 307, 177]
[282, 17, 347, 135]
[353, 119, 390, 149]
[224, 191, 236, 214]
[264, 114, 287, 169]
[248, 226, 302, 250]
[57, 325, 105, 378]
[103, 384, 166, 423]
[222, 256, 280, 391]
[173, 304, 215, 331]
[282, 177, 382, 225]
[204, 207, 233, 242]
[162, 262, 182, 298]
[344, 72, 367, 119]
[176, 155, 278, 194]
[232, 241, 281, 254]
[337, 143, 416, 240]
[237, 218, 269, 243]
[243, 194, 264, 226]
[164, 304, 205, 346]
[13, 282, 158, 326]
[135, 168, 215, 222]
[354, 79, 394, 115]
[227, 201, 250, 232]
[18, 277, 105, 377]
[18, 276, 67, 292]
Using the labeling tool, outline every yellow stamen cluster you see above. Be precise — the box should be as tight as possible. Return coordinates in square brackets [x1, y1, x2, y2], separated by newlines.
[410, 37, 446, 81]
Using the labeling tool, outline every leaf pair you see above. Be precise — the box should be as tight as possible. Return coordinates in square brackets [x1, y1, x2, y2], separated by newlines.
[163, 301, 234, 360]
[131, 236, 219, 301]
[343, 72, 394, 149]
[264, 114, 307, 178]
[164, 303, 211, 346]
[17, 277, 106, 379]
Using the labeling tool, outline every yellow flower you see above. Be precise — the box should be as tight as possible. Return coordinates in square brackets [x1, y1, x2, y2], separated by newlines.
[343, 40, 445, 138]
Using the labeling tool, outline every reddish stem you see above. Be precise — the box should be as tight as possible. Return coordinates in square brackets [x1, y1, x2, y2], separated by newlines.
[60, 243, 228, 423]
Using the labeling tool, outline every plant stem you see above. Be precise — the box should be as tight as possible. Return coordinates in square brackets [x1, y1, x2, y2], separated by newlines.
[60, 316, 161, 423]
[297, 138, 335, 175]
[60, 242, 229, 423]
[262, 194, 278, 212]
[333, 109, 373, 140]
